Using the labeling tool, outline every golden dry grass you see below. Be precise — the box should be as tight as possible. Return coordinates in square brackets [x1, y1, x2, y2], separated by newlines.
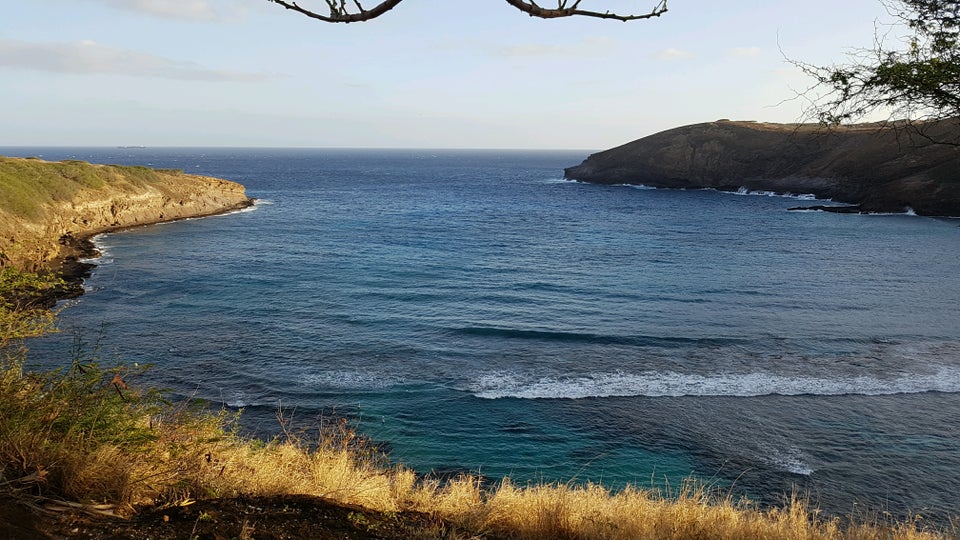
[0, 356, 954, 540]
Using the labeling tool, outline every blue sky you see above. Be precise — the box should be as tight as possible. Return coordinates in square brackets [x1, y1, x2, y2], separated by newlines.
[3, 0, 895, 149]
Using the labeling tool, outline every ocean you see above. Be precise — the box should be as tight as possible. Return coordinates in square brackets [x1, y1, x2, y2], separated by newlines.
[6, 147, 960, 524]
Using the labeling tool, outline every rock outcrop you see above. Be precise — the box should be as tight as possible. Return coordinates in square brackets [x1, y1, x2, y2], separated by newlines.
[564, 119, 960, 216]
[0, 156, 253, 273]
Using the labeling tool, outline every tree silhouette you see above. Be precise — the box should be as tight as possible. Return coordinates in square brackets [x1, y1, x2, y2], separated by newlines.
[798, 0, 959, 128]
[267, 0, 668, 23]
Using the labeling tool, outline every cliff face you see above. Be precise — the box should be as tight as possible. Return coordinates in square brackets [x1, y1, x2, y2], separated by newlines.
[0, 157, 253, 272]
[564, 119, 960, 216]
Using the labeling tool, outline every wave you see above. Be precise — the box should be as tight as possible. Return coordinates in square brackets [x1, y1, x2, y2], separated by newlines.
[470, 367, 960, 399]
[728, 187, 819, 200]
[856, 207, 920, 217]
[79, 233, 111, 263]
[616, 183, 658, 190]
[452, 327, 740, 348]
[299, 370, 403, 390]
[762, 445, 814, 476]
[603, 183, 822, 200]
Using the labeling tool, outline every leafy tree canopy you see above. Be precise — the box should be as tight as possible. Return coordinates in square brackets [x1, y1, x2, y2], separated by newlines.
[799, 0, 959, 126]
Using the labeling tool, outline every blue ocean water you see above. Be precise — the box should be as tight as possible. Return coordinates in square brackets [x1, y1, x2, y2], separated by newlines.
[6, 147, 960, 523]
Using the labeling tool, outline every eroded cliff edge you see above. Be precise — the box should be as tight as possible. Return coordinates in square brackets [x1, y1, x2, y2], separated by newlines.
[564, 119, 960, 216]
[0, 156, 253, 275]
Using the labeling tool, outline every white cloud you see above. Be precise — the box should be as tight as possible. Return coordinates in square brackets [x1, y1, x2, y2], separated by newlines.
[495, 37, 619, 57]
[498, 44, 568, 57]
[728, 46, 762, 58]
[657, 48, 692, 60]
[0, 38, 271, 81]
[89, 0, 246, 21]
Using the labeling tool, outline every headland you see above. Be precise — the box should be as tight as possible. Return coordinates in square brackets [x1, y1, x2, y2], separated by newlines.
[0, 156, 253, 303]
[564, 118, 960, 216]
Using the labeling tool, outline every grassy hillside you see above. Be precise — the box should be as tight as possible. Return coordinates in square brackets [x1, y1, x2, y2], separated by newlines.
[0, 156, 250, 272]
[0, 157, 186, 219]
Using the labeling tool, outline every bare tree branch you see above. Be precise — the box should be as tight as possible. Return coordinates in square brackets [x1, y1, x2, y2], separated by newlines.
[267, 0, 403, 23]
[503, 0, 667, 21]
[267, 0, 668, 23]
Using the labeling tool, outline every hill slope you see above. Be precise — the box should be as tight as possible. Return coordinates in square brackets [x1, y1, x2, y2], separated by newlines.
[564, 119, 960, 216]
[0, 156, 252, 273]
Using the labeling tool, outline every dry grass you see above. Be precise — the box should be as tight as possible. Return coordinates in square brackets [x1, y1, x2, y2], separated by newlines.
[0, 156, 187, 220]
[0, 354, 953, 539]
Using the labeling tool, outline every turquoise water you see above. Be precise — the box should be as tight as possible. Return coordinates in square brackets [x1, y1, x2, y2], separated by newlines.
[8, 147, 960, 524]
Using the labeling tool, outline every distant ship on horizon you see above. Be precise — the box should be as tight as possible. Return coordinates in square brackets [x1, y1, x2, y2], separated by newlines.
[117, 145, 147, 149]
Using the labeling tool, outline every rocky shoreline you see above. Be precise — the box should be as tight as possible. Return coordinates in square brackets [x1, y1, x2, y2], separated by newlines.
[0, 156, 254, 306]
[46, 201, 254, 308]
[564, 119, 960, 216]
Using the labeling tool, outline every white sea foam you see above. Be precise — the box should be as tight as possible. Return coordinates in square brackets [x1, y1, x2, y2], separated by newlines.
[761, 445, 814, 476]
[235, 201, 262, 212]
[226, 399, 247, 407]
[300, 370, 402, 390]
[730, 187, 820, 200]
[226, 391, 257, 408]
[79, 233, 111, 263]
[471, 366, 960, 400]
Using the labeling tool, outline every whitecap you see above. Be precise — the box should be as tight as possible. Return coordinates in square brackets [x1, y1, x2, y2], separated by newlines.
[226, 391, 252, 408]
[728, 186, 820, 200]
[300, 370, 402, 390]
[471, 366, 960, 400]
[760, 445, 814, 476]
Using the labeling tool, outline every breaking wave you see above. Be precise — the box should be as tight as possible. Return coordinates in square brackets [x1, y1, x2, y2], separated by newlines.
[471, 367, 960, 399]
[730, 187, 818, 200]
[300, 370, 403, 390]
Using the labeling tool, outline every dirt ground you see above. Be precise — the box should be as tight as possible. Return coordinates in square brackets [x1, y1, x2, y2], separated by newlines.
[0, 494, 467, 540]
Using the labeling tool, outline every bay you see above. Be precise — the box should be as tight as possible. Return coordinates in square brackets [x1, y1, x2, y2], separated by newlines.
[6, 146, 960, 524]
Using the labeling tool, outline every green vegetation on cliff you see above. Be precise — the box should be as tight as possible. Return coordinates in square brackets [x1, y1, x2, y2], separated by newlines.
[0, 157, 188, 219]
[0, 156, 250, 272]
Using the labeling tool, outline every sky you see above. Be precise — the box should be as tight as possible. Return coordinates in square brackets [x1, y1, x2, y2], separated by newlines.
[2, 0, 901, 149]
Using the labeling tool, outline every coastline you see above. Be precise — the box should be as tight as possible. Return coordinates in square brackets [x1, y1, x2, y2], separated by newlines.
[43, 198, 256, 308]
[0, 155, 256, 306]
[564, 119, 960, 216]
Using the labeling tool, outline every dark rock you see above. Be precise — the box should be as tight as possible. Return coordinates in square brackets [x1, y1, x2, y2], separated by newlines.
[564, 119, 960, 216]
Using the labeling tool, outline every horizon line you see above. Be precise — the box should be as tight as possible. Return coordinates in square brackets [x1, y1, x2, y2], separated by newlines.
[0, 145, 599, 152]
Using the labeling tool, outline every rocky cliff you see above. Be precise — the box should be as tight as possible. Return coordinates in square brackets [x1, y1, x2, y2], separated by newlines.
[0, 156, 253, 273]
[564, 119, 960, 216]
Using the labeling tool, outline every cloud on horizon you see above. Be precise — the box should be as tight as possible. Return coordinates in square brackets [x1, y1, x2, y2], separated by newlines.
[656, 48, 692, 60]
[88, 0, 244, 21]
[727, 46, 762, 58]
[495, 37, 619, 58]
[0, 39, 272, 81]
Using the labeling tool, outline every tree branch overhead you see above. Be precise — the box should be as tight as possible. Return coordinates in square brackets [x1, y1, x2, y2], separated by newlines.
[267, 0, 668, 23]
